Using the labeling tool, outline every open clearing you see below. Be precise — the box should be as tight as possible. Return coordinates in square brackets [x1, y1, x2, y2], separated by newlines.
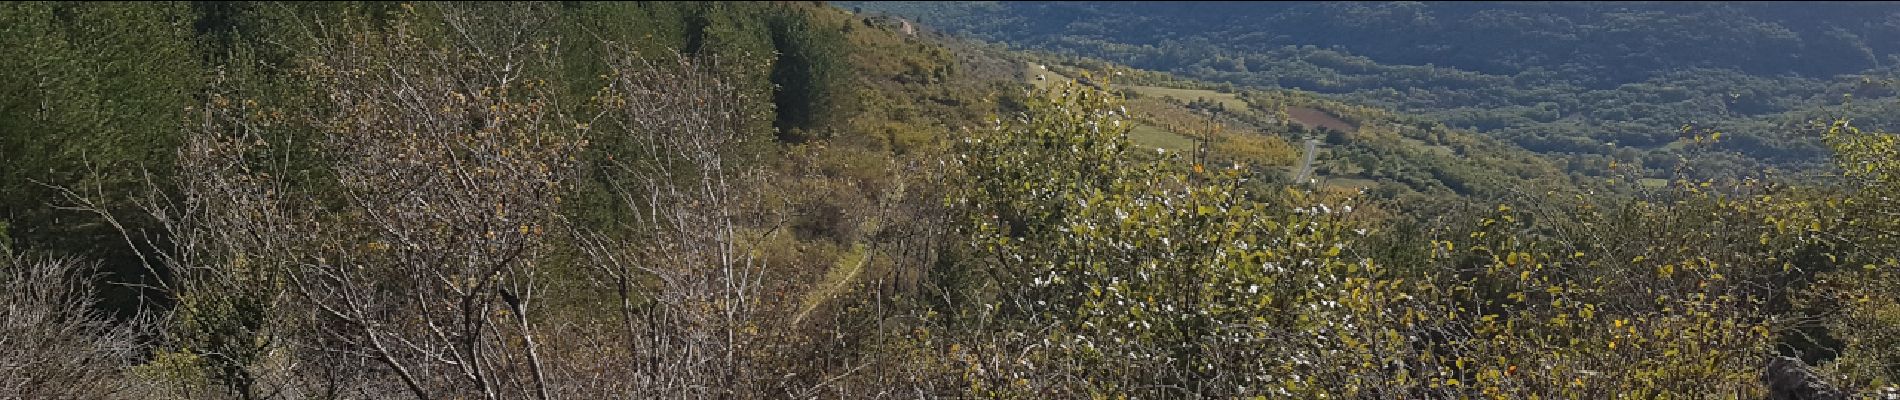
[1286, 106, 1356, 133]
[1024, 62, 1070, 89]
[1118, 85, 1249, 111]
[1128, 123, 1198, 152]
[1075, 83, 1396, 192]
[1398, 136, 1458, 156]
[1119, 84, 1359, 138]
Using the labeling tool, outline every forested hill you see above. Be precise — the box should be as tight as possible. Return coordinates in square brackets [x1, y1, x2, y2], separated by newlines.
[4, 2, 1900, 399]
[847, 2, 1900, 83]
[847, 1, 1900, 181]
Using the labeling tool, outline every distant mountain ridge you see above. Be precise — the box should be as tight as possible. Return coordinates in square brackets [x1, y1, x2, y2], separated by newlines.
[846, 1, 1900, 180]
[849, 2, 1900, 84]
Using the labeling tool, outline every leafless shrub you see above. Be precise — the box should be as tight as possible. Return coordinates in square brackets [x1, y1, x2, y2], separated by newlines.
[290, 6, 575, 400]
[0, 254, 148, 399]
[152, 3, 582, 399]
[570, 48, 798, 398]
[124, 3, 925, 398]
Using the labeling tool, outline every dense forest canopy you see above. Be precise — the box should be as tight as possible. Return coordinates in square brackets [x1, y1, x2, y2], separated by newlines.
[0, 1, 1897, 398]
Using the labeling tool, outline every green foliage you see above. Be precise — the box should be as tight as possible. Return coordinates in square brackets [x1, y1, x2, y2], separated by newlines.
[167, 287, 271, 399]
[1413, 196, 1778, 396]
[933, 79, 1899, 397]
[1805, 121, 1900, 388]
[8, 1, 1900, 398]
[0, 1, 204, 315]
[947, 80, 1383, 397]
[766, 4, 848, 141]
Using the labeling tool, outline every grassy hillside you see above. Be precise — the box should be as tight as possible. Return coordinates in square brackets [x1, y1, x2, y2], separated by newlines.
[847, 2, 1900, 182]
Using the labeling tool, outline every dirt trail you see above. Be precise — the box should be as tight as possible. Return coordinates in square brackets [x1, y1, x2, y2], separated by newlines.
[1291, 138, 1320, 184]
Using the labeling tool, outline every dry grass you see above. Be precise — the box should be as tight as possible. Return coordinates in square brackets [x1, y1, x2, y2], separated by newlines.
[1128, 123, 1199, 152]
[1118, 84, 1249, 111]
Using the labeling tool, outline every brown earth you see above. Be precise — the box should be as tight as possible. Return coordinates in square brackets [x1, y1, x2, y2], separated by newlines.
[1287, 106, 1355, 133]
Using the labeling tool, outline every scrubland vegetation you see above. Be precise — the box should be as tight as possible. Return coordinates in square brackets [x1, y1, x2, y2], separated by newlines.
[3, 2, 1899, 398]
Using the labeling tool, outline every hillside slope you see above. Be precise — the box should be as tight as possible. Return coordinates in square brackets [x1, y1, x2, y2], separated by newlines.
[847, 1, 1900, 180]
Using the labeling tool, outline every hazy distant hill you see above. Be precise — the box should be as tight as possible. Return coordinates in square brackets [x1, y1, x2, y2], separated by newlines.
[847, 1, 1900, 180]
[849, 2, 1900, 84]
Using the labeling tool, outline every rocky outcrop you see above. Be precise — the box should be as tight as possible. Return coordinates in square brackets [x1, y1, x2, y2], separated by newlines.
[1763, 356, 1847, 400]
